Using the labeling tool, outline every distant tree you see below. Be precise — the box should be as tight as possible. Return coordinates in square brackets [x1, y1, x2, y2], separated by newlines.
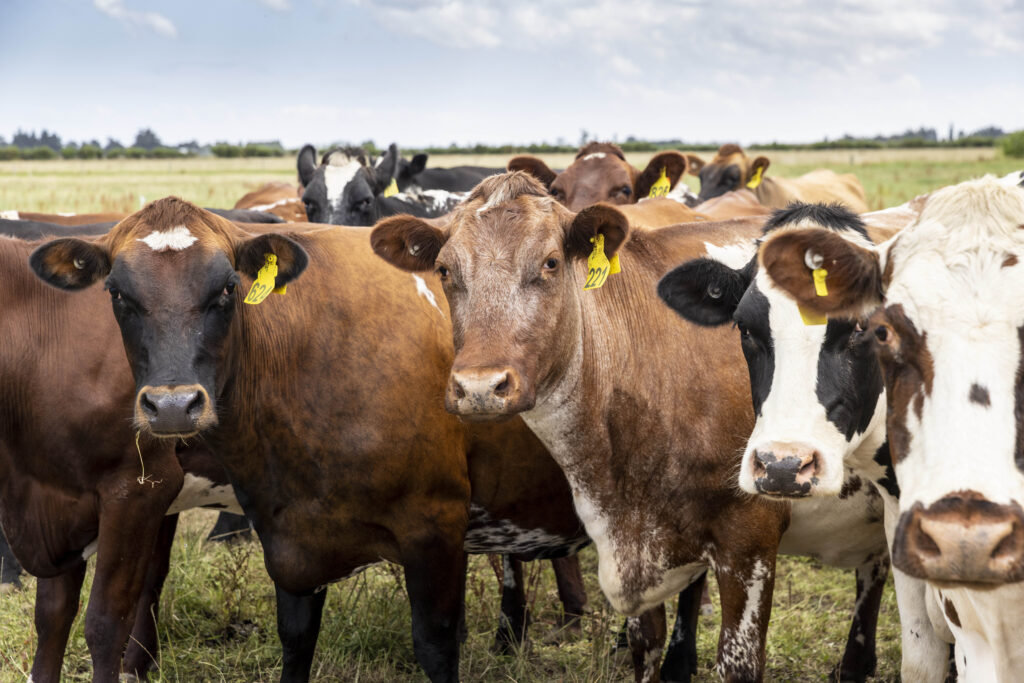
[211, 143, 243, 158]
[0, 135, 5, 146]
[0, 147, 20, 160]
[25, 146, 57, 160]
[61, 142, 79, 159]
[124, 146, 148, 159]
[39, 129, 62, 152]
[971, 126, 1005, 138]
[151, 146, 182, 158]
[1003, 131, 1024, 158]
[12, 129, 37, 148]
[79, 144, 102, 159]
[105, 137, 125, 153]
[133, 128, 163, 151]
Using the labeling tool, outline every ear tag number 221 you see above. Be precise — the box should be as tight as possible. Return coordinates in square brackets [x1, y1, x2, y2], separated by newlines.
[583, 234, 620, 291]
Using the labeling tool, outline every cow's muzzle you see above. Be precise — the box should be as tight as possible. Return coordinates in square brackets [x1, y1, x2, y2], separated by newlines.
[446, 366, 534, 420]
[136, 384, 216, 437]
[893, 492, 1024, 585]
[750, 442, 821, 497]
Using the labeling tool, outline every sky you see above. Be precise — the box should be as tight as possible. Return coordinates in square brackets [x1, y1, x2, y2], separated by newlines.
[1, 0, 1022, 149]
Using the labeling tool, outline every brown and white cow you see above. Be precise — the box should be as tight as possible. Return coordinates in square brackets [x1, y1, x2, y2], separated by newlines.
[233, 181, 308, 222]
[694, 144, 870, 213]
[509, 142, 701, 211]
[371, 172, 799, 680]
[758, 174, 1024, 681]
[28, 200, 602, 683]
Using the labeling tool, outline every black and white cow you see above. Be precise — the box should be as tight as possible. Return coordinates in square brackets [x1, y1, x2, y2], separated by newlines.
[297, 143, 465, 226]
[392, 150, 502, 193]
[658, 201, 967, 681]
[754, 176, 1024, 681]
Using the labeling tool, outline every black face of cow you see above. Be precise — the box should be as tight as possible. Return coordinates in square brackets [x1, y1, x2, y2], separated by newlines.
[660, 203, 887, 497]
[300, 145, 399, 226]
[697, 163, 743, 202]
[105, 251, 239, 436]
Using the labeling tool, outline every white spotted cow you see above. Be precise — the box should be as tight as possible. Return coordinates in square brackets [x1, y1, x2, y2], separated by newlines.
[753, 175, 1024, 681]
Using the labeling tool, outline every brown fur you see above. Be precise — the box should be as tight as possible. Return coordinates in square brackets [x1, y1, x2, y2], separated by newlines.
[233, 181, 307, 222]
[693, 189, 771, 220]
[618, 198, 710, 227]
[15, 211, 127, 225]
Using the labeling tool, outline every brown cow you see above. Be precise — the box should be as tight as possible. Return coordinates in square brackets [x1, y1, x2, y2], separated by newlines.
[371, 172, 793, 680]
[618, 197, 709, 227]
[29, 201, 602, 683]
[234, 181, 307, 222]
[509, 142, 700, 211]
[695, 144, 870, 213]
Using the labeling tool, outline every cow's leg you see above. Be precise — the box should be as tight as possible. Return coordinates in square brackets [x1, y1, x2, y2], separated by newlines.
[86, 464, 182, 682]
[0, 532, 22, 591]
[893, 568, 953, 682]
[123, 514, 179, 680]
[833, 557, 888, 682]
[660, 571, 708, 683]
[627, 604, 667, 683]
[206, 511, 252, 544]
[494, 555, 529, 654]
[29, 563, 87, 683]
[402, 534, 465, 683]
[276, 584, 327, 683]
[714, 553, 776, 683]
[551, 555, 587, 631]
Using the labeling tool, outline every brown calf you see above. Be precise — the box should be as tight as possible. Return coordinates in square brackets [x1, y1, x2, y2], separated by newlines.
[695, 144, 870, 213]
[30, 202, 594, 683]
[509, 142, 699, 211]
[372, 173, 791, 681]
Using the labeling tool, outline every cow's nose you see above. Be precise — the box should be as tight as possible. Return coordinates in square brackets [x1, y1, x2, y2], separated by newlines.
[894, 493, 1024, 585]
[137, 385, 210, 435]
[446, 366, 532, 419]
[751, 443, 820, 497]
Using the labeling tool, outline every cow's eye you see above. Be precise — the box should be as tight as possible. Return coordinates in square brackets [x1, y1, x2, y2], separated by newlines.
[620, 186, 632, 196]
[109, 288, 122, 302]
[223, 282, 236, 297]
[550, 188, 562, 198]
[437, 265, 449, 279]
[543, 258, 559, 271]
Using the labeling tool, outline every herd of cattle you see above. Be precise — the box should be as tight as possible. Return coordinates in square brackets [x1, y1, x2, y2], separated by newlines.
[1, 140, 1023, 683]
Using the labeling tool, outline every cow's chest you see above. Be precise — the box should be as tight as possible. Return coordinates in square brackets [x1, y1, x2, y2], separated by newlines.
[166, 473, 243, 515]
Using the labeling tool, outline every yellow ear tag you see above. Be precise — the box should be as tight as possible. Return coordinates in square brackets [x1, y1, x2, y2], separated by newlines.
[648, 167, 671, 198]
[609, 252, 621, 275]
[812, 268, 828, 297]
[798, 306, 827, 326]
[584, 234, 612, 291]
[383, 178, 399, 198]
[244, 253, 278, 305]
[747, 166, 764, 189]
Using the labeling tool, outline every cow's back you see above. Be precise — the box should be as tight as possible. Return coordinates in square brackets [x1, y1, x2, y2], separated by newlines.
[758, 169, 869, 212]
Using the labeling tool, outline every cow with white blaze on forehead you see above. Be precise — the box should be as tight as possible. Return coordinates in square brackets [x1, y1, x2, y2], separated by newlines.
[372, 171, 796, 681]
[298, 143, 465, 226]
[759, 175, 1024, 681]
[658, 201, 957, 681]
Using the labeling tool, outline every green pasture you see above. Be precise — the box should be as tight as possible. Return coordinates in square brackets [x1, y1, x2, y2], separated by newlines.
[2, 147, 1019, 681]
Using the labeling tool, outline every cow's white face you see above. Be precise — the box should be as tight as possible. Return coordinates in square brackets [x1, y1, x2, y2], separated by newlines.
[759, 176, 1024, 585]
[737, 258, 887, 498]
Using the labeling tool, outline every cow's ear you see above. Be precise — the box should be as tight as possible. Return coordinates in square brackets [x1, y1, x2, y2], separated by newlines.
[409, 153, 428, 176]
[635, 151, 688, 197]
[235, 233, 309, 288]
[565, 204, 629, 262]
[297, 144, 318, 188]
[658, 257, 750, 327]
[372, 215, 447, 272]
[30, 237, 111, 290]
[760, 228, 883, 317]
[373, 143, 400, 193]
[748, 156, 770, 187]
[685, 154, 705, 176]
[508, 155, 558, 190]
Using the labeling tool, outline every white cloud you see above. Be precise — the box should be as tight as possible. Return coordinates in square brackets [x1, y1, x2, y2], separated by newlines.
[93, 0, 177, 38]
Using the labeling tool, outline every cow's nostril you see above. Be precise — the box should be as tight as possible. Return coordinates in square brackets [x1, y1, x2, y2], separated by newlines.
[454, 383, 466, 400]
[494, 377, 510, 396]
[186, 392, 205, 419]
[800, 457, 816, 478]
[140, 393, 158, 418]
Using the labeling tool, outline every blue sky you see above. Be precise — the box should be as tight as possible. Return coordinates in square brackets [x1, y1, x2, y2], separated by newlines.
[1, 0, 1021, 148]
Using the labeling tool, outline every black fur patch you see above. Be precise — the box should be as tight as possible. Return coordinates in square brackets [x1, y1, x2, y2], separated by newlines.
[658, 257, 753, 327]
[764, 203, 869, 240]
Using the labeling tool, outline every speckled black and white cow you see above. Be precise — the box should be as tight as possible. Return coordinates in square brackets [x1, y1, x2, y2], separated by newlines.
[658, 200, 958, 681]
[297, 143, 465, 226]
[755, 175, 1024, 681]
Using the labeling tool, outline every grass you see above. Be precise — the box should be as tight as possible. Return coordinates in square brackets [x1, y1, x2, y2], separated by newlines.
[0, 149, 1013, 681]
[0, 510, 902, 682]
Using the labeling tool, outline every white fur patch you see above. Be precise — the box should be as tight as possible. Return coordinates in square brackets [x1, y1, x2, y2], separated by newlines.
[0, 210, 18, 220]
[324, 161, 362, 211]
[56, 212, 75, 217]
[166, 473, 242, 514]
[138, 226, 197, 251]
[412, 274, 444, 317]
[581, 152, 606, 161]
[248, 197, 300, 212]
[704, 239, 757, 270]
